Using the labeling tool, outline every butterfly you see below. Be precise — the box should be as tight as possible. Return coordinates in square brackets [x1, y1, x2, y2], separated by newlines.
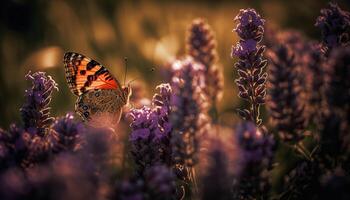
[64, 52, 132, 124]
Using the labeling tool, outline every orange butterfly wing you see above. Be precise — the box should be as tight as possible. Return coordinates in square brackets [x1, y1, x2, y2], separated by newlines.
[64, 52, 122, 96]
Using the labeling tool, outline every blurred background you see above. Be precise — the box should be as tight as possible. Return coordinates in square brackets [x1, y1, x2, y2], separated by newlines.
[0, 0, 349, 127]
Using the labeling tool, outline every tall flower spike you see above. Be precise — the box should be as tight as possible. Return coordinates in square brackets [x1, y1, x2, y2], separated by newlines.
[315, 3, 350, 55]
[170, 57, 208, 168]
[232, 9, 268, 126]
[267, 45, 306, 142]
[20, 71, 58, 136]
[187, 18, 224, 121]
[187, 18, 217, 68]
[170, 57, 210, 198]
[128, 83, 173, 176]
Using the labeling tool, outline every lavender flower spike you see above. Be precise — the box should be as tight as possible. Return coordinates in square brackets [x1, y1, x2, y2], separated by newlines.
[20, 71, 58, 136]
[170, 57, 208, 167]
[232, 9, 268, 126]
[315, 3, 350, 55]
[267, 45, 306, 142]
[128, 83, 172, 176]
[187, 18, 224, 121]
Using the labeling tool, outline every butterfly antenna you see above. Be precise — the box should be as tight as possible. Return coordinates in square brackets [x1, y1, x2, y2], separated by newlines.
[127, 77, 140, 85]
[127, 67, 155, 86]
[123, 57, 128, 86]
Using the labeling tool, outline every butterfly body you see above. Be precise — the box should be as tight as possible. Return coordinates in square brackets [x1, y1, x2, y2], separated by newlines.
[64, 52, 131, 124]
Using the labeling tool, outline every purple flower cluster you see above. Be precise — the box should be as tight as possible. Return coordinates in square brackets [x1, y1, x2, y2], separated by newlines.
[51, 113, 85, 153]
[267, 45, 307, 142]
[170, 57, 209, 168]
[232, 8, 268, 126]
[187, 18, 217, 68]
[2, 3, 350, 200]
[187, 18, 224, 121]
[232, 9, 265, 57]
[20, 71, 58, 136]
[236, 122, 274, 165]
[128, 84, 172, 175]
[0, 71, 85, 172]
[315, 2, 350, 54]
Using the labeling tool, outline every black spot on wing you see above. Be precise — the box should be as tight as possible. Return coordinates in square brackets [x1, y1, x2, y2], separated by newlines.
[87, 60, 99, 70]
[80, 70, 86, 75]
[95, 67, 115, 81]
[95, 67, 108, 76]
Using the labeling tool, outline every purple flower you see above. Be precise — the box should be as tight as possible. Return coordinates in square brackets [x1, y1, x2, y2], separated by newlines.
[170, 57, 209, 168]
[267, 45, 307, 142]
[20, 71, 58, 136]
[186, 17, 224, 108]
[0, 123, 56, 170]
[315, 3, 350, 55]
[232, 39, 257, 58]
[232, 8, 267, 126]
[128, 84, 172, 175]
[130, 128, 151, 141]
[187, 18, 218, 68]
[236, 122, 274, 165]
[51, 113, 84, 153]
[235, 8, 265, 27]
[234, 8, 265, 41]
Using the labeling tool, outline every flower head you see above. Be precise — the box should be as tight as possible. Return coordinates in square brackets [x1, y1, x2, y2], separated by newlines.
[170, 58, 209, 167]
[315, 3, 350, 54]
[128, 84, 173, 175]
[20, 71, 58, 136]
[236, 122, 274, 165]
[51, 113, 85, 153]
[232, 39, 257, 58]
[267, 45, 307, 142]
[187, 18, 217, 68]
[232, 8, 267, 126]
[234, 8, 265, 41]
